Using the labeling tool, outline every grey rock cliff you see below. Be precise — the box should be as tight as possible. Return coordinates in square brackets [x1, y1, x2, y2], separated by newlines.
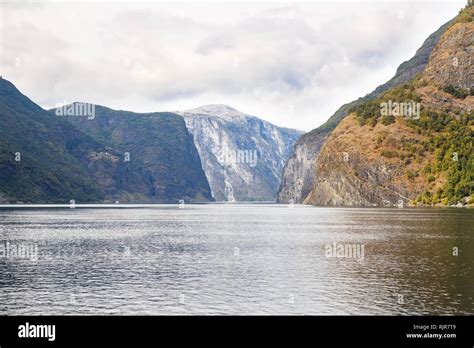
[177, 105, 302, 201]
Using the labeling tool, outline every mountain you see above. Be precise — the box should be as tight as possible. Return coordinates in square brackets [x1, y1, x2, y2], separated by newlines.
[52, 104, 213, 203]
[0, 78, 213, 203]
[276, 130, 329, 204]
[0, 78, 109, 203]
[176, 105, 302, 201]
[304, 6, 473, 207]
[277, 16, 454, 204]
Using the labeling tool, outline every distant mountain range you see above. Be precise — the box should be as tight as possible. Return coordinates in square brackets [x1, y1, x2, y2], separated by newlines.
[0, 78, 214, 203]
[2, 6, 470, 206]
[0, 80, 300, 203]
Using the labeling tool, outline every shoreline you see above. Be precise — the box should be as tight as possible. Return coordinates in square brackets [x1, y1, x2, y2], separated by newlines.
[0, 203, 472, 209]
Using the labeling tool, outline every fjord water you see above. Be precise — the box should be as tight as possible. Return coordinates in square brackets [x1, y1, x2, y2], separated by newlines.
[0, 205, 472, 315]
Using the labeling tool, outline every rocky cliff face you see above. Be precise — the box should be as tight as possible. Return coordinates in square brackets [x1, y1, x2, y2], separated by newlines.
[177, 105, 302, 201]
[303, 115, 429, 206]
[423, 15, 473, 89]
[306, 8, 473, 207]
[277, 131, 328, 204]
[277, 18, 453, 203]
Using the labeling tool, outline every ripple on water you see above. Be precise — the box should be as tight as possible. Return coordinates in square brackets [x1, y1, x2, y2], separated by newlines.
[0, 206, 473, 315]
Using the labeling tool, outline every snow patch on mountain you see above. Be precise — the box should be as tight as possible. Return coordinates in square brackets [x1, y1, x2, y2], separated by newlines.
[176, 105, 303, 202]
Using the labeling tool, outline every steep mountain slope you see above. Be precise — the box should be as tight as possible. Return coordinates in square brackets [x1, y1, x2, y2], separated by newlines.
[176, 105, 302, 201]
[305, 6, 473, 207]
[276, 130, 329, 204]
[0, 78, 107, 203]
[0, 77, 213, 203]
[54, 104, 213, 203]
[277, 18, 453, 203]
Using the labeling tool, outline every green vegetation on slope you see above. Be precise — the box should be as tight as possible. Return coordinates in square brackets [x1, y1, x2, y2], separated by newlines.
[61, 105, 213, 202]
[0, 78, 213, 203]
[349, 79, 473, 205]
[305, 17, 453, 136]
[409, 111, 473, 205]
[349, 82, 421, 127]
[442, 85, 473, 99]
[0, 78, 105, 203]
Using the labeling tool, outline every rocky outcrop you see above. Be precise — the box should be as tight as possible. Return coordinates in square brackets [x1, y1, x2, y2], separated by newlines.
[423, 19, 473, 89]
[277, 130, 328, 204]
[304, 116, 428, 206]
[277, 17, 452, 203]
[177, 105, 302, 202]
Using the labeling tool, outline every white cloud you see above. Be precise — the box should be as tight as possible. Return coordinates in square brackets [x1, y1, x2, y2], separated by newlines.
[0, 1, 465, 131]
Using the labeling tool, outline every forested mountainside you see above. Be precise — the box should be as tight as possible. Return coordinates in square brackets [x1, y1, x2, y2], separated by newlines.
[0, 78, 213, 203]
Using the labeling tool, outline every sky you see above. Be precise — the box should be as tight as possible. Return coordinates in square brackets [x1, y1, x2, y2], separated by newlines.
[0, 0, 466, 131]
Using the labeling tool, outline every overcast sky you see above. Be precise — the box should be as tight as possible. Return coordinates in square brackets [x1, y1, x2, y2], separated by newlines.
[0, 0, 466, 131]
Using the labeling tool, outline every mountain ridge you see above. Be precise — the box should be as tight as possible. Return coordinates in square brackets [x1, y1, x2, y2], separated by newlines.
[304, 6, 473, 207]
[277, 16, 455, 204]
[52, 102, 214, 203]
[176, 106, 302, 201]
[0, 79, 214, 203]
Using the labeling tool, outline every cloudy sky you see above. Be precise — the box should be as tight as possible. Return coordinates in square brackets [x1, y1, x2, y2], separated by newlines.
[0, 0, 466, 131]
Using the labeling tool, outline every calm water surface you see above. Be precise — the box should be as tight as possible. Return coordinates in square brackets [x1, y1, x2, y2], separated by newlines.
[0, 205, 472, 315]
